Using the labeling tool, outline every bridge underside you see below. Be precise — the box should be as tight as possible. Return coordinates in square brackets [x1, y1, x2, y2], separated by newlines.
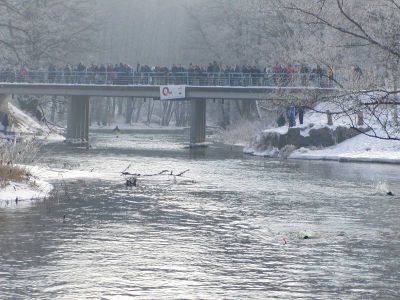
[0, 83, 337, 146]
[66, 97, 208, 146]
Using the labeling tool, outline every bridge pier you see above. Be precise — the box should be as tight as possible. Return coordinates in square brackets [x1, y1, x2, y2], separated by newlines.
[0, 94, 9, 113]
[67, 96, 90, 144]
[190, 99, 207, 147]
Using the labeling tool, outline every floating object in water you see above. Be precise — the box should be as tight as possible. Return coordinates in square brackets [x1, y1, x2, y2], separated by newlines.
[126, 177, 137, 187]
[113, 126, 121, 134]
[387, 191, 394, 196]
[303, 235, 310, 239]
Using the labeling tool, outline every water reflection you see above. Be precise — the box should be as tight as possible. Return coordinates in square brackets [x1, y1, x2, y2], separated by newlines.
[0, 131, 399, 299]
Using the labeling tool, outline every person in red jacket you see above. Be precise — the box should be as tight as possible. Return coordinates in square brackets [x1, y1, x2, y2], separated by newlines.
[19, 66, 28, 82]
[286, 64, 295, 85]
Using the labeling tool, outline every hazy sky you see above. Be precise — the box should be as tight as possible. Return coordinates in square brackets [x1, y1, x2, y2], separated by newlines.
[94, 0, 192, 66]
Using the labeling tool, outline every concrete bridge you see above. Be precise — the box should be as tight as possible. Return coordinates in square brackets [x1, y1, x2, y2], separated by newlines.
[0, 83, 338, 146]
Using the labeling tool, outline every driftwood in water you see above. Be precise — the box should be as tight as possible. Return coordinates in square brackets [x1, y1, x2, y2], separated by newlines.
[121, 164, 190, 178]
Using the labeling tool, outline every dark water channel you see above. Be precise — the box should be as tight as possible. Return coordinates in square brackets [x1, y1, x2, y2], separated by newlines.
[0, 130, 399, 299]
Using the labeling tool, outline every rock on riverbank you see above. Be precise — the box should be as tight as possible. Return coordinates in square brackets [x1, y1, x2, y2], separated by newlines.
[244, 124, 362, 158]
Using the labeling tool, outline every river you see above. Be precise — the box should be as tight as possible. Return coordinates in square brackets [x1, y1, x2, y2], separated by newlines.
[0, 129, 399, 299]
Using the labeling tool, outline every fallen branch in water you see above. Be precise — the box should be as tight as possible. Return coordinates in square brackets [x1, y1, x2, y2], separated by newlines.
[120, 165, 190, 178]
[176, 169, 190, 177]
[121, 171, 141, 176]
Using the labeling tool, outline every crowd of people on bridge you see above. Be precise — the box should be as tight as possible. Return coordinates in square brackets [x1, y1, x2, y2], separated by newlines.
[0, 61, 345, 87]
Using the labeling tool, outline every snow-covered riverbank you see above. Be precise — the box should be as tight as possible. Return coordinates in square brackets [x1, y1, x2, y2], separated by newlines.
[0, 168, 53, 202]
[290, 133, 400, 164]
[0, 103, 66, 201]
[244, 103, 400, 164]
[1, 104, 65, 142]
[0, 164, 125, 202]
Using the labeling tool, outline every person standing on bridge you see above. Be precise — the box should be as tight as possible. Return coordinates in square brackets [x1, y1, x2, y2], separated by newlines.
[286, 64, 295, 86]
[19, 66, 28, 82]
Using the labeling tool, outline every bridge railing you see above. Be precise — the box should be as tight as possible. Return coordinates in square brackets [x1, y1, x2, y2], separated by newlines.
[0, 70, 339, 88]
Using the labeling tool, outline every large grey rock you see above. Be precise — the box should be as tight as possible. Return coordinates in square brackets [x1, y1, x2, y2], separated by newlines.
[250, 125, 364, 152]
[286, 128, 302, 148]
[309, 127, 334, 147]
[335, 126, 360, 143]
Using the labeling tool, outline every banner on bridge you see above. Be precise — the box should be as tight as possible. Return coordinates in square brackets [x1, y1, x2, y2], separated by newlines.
[160, 85, 186, 101]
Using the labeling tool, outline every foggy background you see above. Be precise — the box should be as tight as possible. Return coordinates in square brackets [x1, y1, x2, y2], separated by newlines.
[94, 0, 192, 66]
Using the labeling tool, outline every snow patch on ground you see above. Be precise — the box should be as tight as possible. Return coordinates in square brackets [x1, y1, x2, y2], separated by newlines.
[0, 179, 53, 202]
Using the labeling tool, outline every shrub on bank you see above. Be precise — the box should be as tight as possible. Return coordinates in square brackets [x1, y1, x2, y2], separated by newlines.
[0, 136, 42, 189]
[0, 164, 30, 188]
[0, 136, 42, 165]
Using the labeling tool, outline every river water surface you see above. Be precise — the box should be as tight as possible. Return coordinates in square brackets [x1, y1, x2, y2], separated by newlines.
[0, 130, 399, 299]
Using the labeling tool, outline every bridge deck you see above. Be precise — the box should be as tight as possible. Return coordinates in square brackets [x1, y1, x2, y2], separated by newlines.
[0, 83, 337, 100]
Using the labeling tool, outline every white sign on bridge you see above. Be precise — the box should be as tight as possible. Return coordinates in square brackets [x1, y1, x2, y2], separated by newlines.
[160, 85, 186, 101]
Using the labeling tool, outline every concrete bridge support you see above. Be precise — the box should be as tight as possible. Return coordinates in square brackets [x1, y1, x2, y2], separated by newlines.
[67, 96, 90, 143]
[190, 99, 207, 146]
[0, 94, 9, 113]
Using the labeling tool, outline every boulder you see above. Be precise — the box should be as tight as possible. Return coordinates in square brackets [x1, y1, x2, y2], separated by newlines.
[309, 127, 335, 147]
[249, 125, 364, 153]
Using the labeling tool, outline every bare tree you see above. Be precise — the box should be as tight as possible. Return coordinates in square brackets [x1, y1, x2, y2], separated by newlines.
[279, 0, 400, 139]
[0, 0, 99, 66]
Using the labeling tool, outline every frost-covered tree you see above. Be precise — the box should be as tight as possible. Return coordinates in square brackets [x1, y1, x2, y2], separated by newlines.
[0, 0, 99, 66]
[280, 0, 400, 139]
[0, 0, 100, 121]
[184, 0, 302, 124]
[185, 0, 298, 65]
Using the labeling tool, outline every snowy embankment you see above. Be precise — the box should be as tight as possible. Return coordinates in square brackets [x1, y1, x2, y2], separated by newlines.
[0, 168, 53, 201]
[245, 102, 400, 164]
[1, 104, 65, 142]
[0, 103, 65, 201]
[291, 133, 400, 163]
[0, 165, 123, 202]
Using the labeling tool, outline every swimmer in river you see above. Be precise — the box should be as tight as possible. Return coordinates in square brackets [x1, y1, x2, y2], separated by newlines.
[113, 126, 121, 134]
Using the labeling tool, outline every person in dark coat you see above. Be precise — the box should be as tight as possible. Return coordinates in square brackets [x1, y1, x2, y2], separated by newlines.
[35, 109, 44, 122]
[287, 106, 296, 127]
[2, 113, 10, 133]
[298, 107, 305, 125]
